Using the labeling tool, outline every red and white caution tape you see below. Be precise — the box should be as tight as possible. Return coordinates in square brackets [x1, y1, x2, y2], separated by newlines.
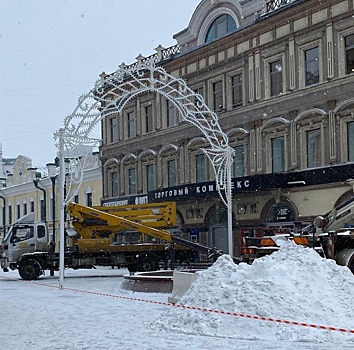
[1, 275, 354, 334]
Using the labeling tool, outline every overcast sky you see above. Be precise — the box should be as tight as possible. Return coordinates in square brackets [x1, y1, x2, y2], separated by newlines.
[0, 0, 201, 166]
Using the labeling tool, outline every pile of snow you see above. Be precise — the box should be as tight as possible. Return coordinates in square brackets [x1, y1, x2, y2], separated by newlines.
[151, 241, 354, 344]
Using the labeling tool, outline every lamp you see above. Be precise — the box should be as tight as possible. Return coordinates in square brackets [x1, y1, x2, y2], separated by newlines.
[47, 162, 58, 245]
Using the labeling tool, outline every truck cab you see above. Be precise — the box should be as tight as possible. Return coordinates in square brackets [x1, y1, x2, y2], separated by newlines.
[0, 213, 49, 272]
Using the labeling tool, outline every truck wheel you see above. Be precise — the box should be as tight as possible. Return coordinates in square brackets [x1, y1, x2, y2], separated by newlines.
[137, 254, 158, 272]
[18, 259, 42, 280]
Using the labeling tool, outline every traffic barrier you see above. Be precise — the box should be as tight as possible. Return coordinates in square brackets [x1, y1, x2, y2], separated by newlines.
[1, 275, 354, 334]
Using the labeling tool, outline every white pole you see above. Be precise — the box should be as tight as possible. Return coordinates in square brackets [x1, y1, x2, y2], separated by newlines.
[58, 128, 65, 289]
[227, 150, 233, 259]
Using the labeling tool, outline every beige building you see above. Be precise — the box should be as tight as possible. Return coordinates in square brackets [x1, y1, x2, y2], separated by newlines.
[98, 0, 354, 256]
[0, 153, 102, 245]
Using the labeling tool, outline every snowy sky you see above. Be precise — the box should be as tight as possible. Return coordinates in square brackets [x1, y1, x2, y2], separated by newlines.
[0, 0, 201, 166]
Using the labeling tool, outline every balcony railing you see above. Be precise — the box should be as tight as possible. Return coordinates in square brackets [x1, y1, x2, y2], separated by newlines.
[265, 0, 299, 12]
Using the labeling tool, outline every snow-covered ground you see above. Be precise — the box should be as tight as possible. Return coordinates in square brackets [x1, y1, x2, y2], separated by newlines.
[1, 241, 354, 350]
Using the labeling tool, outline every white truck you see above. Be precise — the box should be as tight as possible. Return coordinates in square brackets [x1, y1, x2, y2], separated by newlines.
[0, 202, 218, 280]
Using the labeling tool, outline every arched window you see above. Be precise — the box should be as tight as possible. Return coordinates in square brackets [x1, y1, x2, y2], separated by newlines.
[205, 14, 237, 43]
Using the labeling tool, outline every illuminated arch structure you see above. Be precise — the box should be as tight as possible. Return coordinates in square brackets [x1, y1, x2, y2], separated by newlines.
[55, 61, 234, 210]
[54, 62, 235, 286]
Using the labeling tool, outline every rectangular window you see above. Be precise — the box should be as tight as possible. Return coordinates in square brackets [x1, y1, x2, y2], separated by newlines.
[270, 60, 282, 96]
[74, 195, 79, 203]
[167, 160, 176, 187]
[8, 205, 12, 225]
[146, 164, 155, 191]
[128, 168, 136, 194]
[86, 193, 93, 207]
[40, 199, 45, 222]
[231, 74, 243, 107]
[17, 204, 20, 220]
[110, 117, 118, 143]
[30, 201, 34, 213]
[194, 87, 204, 107]
[111, 171, 118, 197]
[145, 105, 153, 133]
[212, 81, 223, 111]
[345, 34, 354, 74]
[234, 145, 244, 177]
[305, 47, 319, 86]
[166, 99, 176, 127]
[271, 137, 285, 173]
[23, 203, 27, 216]
[348, 121, 354, 161]
[127, 111, 136, 138]
[307, 129, 321, 167]
[196, 154, 206, 182]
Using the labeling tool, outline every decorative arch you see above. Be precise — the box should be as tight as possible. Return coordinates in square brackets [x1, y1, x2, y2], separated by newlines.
[138, 149, 157, 160]
[55, 61, 235, 264]
[334, 97, 354, 113]
[294, 108, 327, 124]
[186, 137, 206, 149]
[260, 117, 291, 130]
[158, 143, 179, 157]
[103, 158, 120, 167]
[121, 153, 137, 164]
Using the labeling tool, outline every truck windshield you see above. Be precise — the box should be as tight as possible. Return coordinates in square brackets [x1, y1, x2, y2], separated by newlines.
[2, 227, 14, 243]
[10, 226, 34, 243]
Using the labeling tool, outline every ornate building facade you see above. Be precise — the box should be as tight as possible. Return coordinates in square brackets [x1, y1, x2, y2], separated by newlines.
[99, 0, 354, 256]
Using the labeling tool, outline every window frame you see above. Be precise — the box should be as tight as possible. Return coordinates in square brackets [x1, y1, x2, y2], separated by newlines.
[339, 112, 354, 162]
[127, 167, 137, 195]
[299, 123, 324, 169]
[125, 109, 136, 139]
[264, 53, 286, 99]
[227, 69, 244, 109]
[208, 76, 225, 112]
[299, 40, 322, 88]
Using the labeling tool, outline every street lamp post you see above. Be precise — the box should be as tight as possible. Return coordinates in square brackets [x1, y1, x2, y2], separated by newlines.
[47, 163, 58, 246]
[0, 192, 6, 238]
[33, 178, 47, 223]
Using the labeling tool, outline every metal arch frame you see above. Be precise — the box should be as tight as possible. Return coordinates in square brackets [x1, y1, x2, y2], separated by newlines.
[55, 61, 234, 288]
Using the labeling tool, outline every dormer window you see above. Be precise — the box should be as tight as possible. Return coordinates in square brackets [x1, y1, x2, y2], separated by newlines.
[205, 14, 237, 43]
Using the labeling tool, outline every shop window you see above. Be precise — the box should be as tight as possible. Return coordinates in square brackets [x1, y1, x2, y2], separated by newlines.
[196, 154, 206, 182]
[205, 14, 237, 43]
[270, 60, 283, 96]
[347, 121, 354, 161]
[231, 73, 243, 108]
[271, 136, 285, 173]
[305, 47, 319, 86]
[128, 168, 136, 194]
[234, 145, 244, 177]
[212, 80, 223, 111]
[345, 34, 354, 74]
[266, 203, 295, 224]
[146, 164, 155, 191]
[127, 111, 136, 138]
[167, 159, 176, 187]
[307, 129, 321, 167]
